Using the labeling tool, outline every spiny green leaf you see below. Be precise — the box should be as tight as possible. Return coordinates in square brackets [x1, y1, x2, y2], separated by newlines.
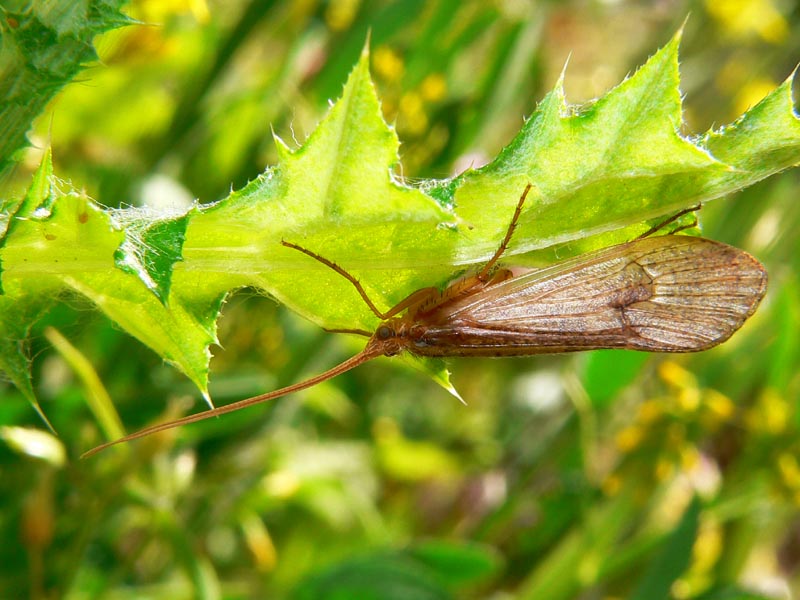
[0, 150, 57, 424]
[2, 32, 800, 423]
[443, 31, 724, 265]
[0, 288, 53, 427]
[698, 72, 800, 187]
[114, 211, 190, 305]
[1, 190, 217, 402]
[0, 0, 132, 172]
[185, 48, 454, 332]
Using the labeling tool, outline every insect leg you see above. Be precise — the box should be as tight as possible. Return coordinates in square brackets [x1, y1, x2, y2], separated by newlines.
[637, 204, 701, 240]
[476, 183, 533, 282]
[667, 213, 701, 236]
[281, 240, 389, 319]
[323, 327, 373, 337]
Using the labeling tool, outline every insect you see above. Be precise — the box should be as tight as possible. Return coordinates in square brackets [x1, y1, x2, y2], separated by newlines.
[82, 184, 767, 457]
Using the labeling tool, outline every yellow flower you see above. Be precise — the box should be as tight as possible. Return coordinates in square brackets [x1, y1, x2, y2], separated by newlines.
[703, 389, 735, 421]
[325, 0, 360, 32]
[373, 46, 405, 82]
[705, 0, 788, 43]
[615, 426, 644, 452]
[420, 73, 447, 102]
[637, 399, 663, 424]
[658, 361, 697, 390]
[677, 387, 701, 414]
[399, 91, 429, 136]
[746, 388, 788, 435]
[680, 445, 700, 472]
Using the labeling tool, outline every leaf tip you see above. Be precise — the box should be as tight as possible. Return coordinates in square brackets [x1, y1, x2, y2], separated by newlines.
[775, 69, 799, 118]
[786, 65, 800, 107]
[676, 15, 689, 40]
[641, 24, 683, 76]
[448, 382, 466, 405]
[29, 399, 57, 435]
[362, 30, 372, 57]
[556, 53, 570, 92]
[272, 131, 293, 159]
[355, 35, 372, 76]
[436, 366, 465, 404]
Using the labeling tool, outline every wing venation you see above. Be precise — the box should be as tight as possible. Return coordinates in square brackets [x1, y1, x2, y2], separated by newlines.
[413, 236, 766, 355]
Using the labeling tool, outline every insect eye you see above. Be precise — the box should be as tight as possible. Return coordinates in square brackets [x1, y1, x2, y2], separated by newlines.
[377, 325, 393, 340]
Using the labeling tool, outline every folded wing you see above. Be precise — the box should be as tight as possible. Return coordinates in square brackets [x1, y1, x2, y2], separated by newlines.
[413, 236, 767, 356]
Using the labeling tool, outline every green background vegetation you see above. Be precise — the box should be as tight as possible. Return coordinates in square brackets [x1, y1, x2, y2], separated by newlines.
[1, 0, 799, 598]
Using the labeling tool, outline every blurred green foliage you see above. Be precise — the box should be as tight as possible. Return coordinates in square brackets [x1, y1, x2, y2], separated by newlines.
[1, 1, 800, 599]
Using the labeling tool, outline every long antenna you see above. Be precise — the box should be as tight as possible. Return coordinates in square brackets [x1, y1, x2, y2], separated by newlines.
[82, 345, 382, 458]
